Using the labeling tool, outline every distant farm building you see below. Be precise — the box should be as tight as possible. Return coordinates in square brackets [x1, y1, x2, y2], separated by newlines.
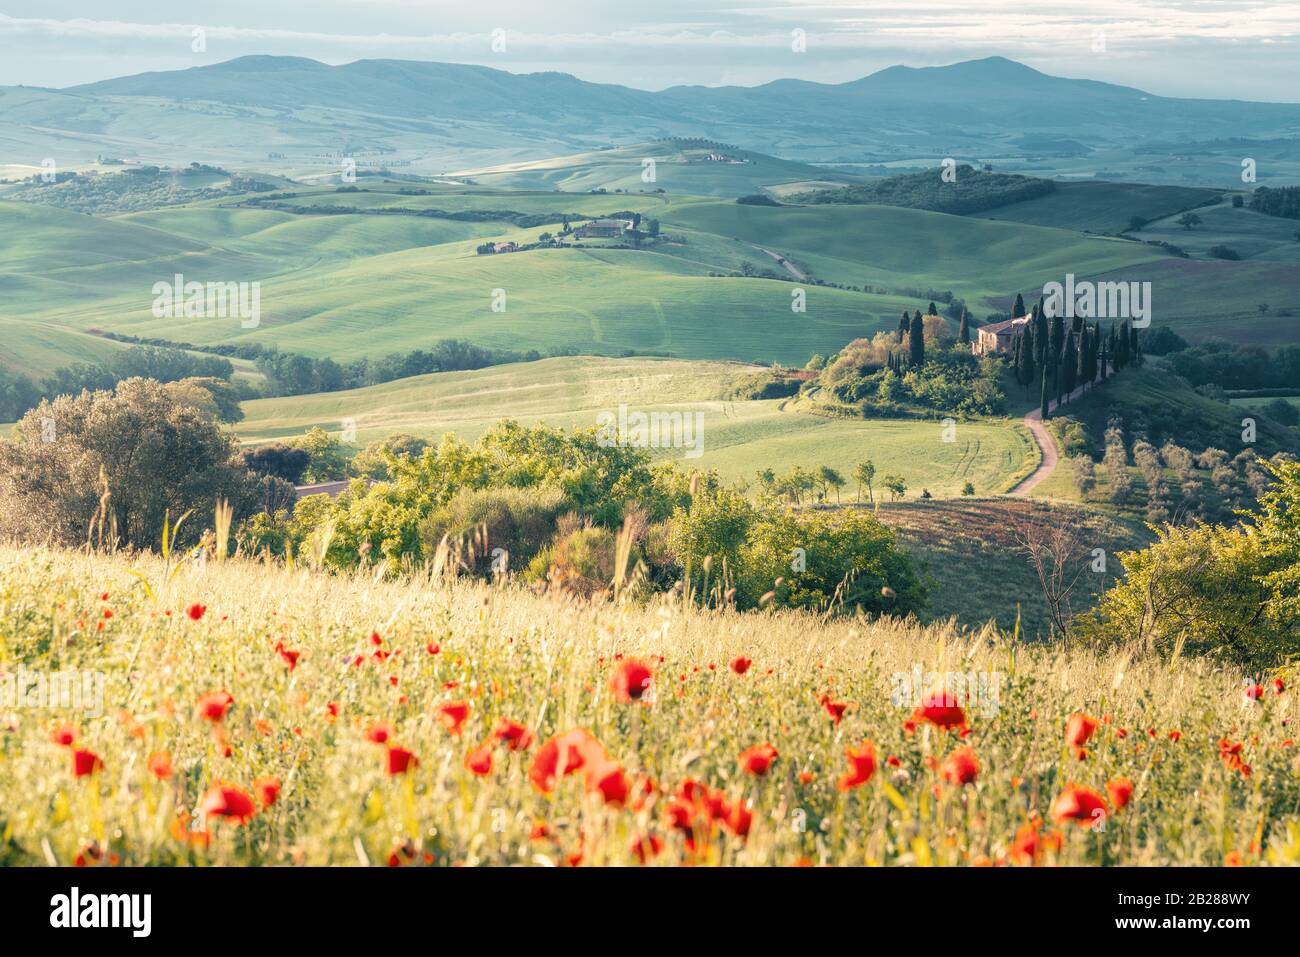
[972, 315, 1031, 356]
[493, 241, 518, 253]
[574, 218, 633, 239]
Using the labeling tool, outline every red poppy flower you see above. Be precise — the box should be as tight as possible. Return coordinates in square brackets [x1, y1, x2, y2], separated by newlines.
[186, 603, 206, 621]
[1105, 777, 1134, 810]
[529, 728, 604, 793]
[366, 720, 393, 744]
[729, 657, 752, 675]
[148, 751, 173, 780]
[722, 798, 754, 838]
[200, 783, 257, 823]
[586, 761, 630, 806]
[1274, 678, 1286, 695]
[195, 690, 233, 723]
[1064, 712, 1098, 747]
[464, 744, 494, 776]
[275, 642, 300, 671]
[436, 700, 472, 735]
[254, 776, 281, 808]
[386, 746, 418, 775]
[1219, 738, 1249, 775]
[912, 700, 966, 731]
[630, 833, 664, 864]
[940, 745, 980, 786]
[738, 743, 779, 776]
[1009, 822, 1061, 865]
[73, 748, 103, 777]
[1050, 786, 1109, 827]
[490, 718, 534, 752]
[820, 695, 849, 724]
[836, 740, 877, 790]
[1245, 684, 1265, 700]
[609, 659, 654, 703]
[50, 724, 77, 747]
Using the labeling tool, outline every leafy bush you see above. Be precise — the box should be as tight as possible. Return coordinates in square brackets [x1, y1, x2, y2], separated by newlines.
[790, 166, 1055, 215]
[0, 378, 256, 548]
[1076, 461, 1300, 667]
[418, 486, 570, 576]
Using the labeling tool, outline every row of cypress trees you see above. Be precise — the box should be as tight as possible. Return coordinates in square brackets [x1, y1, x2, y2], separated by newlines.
[1007, 295, 1142, 418]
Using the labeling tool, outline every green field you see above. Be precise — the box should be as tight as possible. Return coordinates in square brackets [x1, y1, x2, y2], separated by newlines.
[452, 141, 862, 197]
[979, 180, 1220, 235]
[236, 356, 1037, 497]
[1133, 200, 1300, 262]
[8, 171, 1300, 385]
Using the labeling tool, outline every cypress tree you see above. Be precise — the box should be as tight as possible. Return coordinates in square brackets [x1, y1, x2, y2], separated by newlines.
[1040, 364, 1050, 420]
[1075, 326, 1088, 388]
[1033, 307, 1049, 369]
[908, 312, 926, 366]
[1049, 311, 1065, 398]
[1063, 331, 1078, 396]
[958, 308, 970, 345]
[928, 301, 938, 317]
[898, 311, 910, 343]
[1012, 292, 1026, 318]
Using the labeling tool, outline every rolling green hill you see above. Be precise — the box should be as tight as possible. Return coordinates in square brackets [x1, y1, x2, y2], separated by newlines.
[453, 141, 860, 197]
[4, 174, 1295, 389]
[979, 180, 1221, 234]
[659, 200, 1171, 301]
[236, 356, 1037, 498]
[1131, 200, 1300, 262]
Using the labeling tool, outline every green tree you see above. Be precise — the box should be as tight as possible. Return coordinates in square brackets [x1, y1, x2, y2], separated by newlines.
[1078, 461, 1300, 667]
[290, 427, 352, 483]
[818, 465, 847, 503]
[855, 460, 876, 504]
[958, 308, 970, 346]
[0, 378, 256, 549]
[1176, 212, 1203, 231]
[736, 508, 926, 615]
[908, 312, 926, 366]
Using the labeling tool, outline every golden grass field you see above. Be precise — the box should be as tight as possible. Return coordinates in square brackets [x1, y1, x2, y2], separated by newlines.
[2, 542, 1297, 867]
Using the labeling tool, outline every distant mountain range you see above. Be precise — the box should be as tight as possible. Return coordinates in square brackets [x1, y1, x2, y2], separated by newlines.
[3, 56, 1299, 184]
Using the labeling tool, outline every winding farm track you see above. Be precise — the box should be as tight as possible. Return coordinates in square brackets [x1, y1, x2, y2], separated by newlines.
[1008, 365, 1112, 497]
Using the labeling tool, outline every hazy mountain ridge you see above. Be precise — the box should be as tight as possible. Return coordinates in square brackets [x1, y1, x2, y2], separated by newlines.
[3, 56, 1298, 181]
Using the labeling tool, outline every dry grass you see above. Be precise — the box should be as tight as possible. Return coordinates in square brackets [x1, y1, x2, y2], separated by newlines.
[1, 542, 1297, 866]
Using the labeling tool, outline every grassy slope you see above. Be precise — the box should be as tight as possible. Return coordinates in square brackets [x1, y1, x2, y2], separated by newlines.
[659, 200, 1170, 302]
[1132, 199, 1300, 263]
[1, 542, 1293, 866]
[236, 356, 1037, 498]
[1055, 366, 1298, 456]
[452, 141, 860, 197]
[876, 498, 1152, 638]
[980, 180, 1220, 234]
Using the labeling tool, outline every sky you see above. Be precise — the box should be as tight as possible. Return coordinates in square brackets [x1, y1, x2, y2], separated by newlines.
[1, 1, 1299, 102]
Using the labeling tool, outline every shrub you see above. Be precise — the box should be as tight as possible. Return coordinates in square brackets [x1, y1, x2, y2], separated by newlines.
[0, 378, 256, 549]
[350, 433, 430, 480]
[737, 508, 926, 616]
[525, 523, 627, 596]
[1262, 399, 1300, 428]
[1077, 461, 1300, 667]
[418, 485, 569, 576]
[243, 443, 311, 484]
[288, 427, 352, 483]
